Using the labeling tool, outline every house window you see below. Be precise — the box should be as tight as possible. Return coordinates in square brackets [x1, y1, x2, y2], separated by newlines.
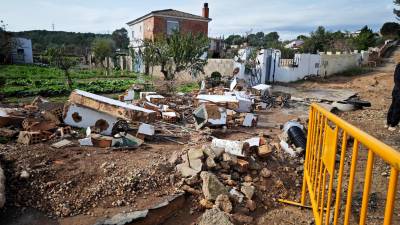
[132, 31, 135, 38]
[167, 20, 179, 35]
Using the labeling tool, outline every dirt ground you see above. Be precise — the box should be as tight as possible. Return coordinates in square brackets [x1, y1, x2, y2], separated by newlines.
[1, 47, 400, 225]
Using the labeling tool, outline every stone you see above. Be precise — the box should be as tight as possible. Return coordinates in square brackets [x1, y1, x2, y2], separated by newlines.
[245, 199, 256, 211]
[235, 159, 249, 172]
[225, 179, 237, 186]
[206, 157, 217, 169]
[20, 170, 30, 179]
[188, 158, 203, 172]
[215, 194, 232, 213]
[258, 145, 273, 157]
[260, 168, 272, 178]
[222, 153, 237, 165]
[168, 151, 179, 165]
[220, 161, 230, 170]
[203, 148, 217, 159]
[231, 213, 254, 224]
[231, 172, 240, 180]
[241, 184, 255, 199]
[176, 163, 200, 177]
[188, 148, 204, 160]
[210, 146, 226, 158]
[201, 171, 228, 201]
[198, 208, 233, 225]
[244, 175, 252, 182]
[199, 198, 214, 209]
[248, 158, 261, 170]
[229, 188, 244, 203]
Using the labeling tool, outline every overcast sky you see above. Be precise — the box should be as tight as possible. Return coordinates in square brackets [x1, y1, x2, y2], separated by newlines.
[0, 0, 397, 40]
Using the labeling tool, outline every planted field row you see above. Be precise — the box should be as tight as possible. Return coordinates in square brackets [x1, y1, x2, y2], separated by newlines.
[2, 79, 137, 97]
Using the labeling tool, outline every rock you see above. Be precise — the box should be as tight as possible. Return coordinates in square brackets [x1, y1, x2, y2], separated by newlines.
[188, 158, 203, 172]
[201, 172, 228, 201]
[225, 179, 237, 186]
[199, 198, 214, 209]
[206, 157, 217, 169]
[231, 172, 240, 180]
[241, 184, 255, 199]
[229, 188, 244, 203]
[225, 153, 238, 165]
[245, 199, 256, 211]
[220, 161, 230, 170]
[248, 158, 261, 170]
[188, 148, 204, 160]
[215, 194, 232, 213]
[199, 208, 233, 225]
[260, 168, 272, 178]
[168, 151, 179, 165]
[258, 145, 273, 157]
[176, 163, 200, 177]
[235, 159, 249, 172]
[231, 213, 254, 224]
[185, 175, 200, 186]
[210, 146, 225, 158]
[244, 175, 252, 182]
[20, 170, 30, 179]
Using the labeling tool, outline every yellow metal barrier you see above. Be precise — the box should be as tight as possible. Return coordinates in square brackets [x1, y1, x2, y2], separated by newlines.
[280, 103, 400, 225]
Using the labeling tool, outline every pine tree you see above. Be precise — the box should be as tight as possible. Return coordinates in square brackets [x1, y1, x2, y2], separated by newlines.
[395, 0, 400, 19]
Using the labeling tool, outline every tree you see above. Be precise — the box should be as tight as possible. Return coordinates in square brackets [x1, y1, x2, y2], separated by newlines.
[352, 26, 376, 50]
[150, 32, 209, 80]
[45, 46, 78, 90]
[225, 35, 244, 46]
[380, 22, 400, 37]
[0, 20, 14, 64]
[92, 38, 115, 74]
[395, 0, 400, 19]
[139, 39, 158, 74]
[112, 28, 130, 50]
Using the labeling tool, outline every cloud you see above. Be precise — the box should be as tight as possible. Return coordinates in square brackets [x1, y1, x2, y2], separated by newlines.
[0, 0, 396, 39]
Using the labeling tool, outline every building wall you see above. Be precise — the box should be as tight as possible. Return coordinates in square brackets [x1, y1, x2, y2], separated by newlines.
[270, 52, 321, 82]
[150, 58, 234, 81]
[130, 21, 145, 47]
[320, 53, 362, 76]
[180, 19, 208, 36]
[131, 16, 209, 43]
[11, 38, 33, 64]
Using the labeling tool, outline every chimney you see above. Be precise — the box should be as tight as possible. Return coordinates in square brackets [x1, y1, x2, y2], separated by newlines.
[202, 3, 209, 18]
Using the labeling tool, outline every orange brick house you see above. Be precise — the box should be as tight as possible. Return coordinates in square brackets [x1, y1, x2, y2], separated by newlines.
[127, 3, 212, 47]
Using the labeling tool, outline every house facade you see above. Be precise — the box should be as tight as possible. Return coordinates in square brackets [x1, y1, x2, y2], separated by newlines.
[11, 38, 33, 64]
[127, 3, 211, 48]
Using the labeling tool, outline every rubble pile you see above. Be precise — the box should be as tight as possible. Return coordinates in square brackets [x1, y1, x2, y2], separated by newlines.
[0, 78, 356, 223]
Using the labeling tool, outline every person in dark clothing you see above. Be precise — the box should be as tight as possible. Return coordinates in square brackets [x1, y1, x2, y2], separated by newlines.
[387, 63, 400, 131]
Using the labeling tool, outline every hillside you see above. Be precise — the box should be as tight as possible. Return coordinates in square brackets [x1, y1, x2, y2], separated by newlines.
[12, 30, 111, 56]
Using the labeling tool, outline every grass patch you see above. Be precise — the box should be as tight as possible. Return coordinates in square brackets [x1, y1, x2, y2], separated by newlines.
[177, 82, 199, 93]
[338, 67, 372, 76]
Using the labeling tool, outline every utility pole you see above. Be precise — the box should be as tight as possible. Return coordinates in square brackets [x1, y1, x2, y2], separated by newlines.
[52, 23, 55, 31]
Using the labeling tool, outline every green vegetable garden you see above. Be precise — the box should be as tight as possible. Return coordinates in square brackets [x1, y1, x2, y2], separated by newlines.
[0, 65, 140, 97]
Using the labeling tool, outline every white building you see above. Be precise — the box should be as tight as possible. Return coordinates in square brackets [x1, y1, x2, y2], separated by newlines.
[11, 38, 33, 64]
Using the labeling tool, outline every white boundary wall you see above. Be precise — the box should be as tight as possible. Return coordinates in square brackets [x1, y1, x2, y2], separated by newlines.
[271, 52, 321, 82]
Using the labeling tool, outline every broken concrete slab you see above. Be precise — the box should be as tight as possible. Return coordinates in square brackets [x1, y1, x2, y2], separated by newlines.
[64, 103, 119, 136]
[211, 138, 247, 157]
[51, 139, 73, 149]
[137, 123, 155, 136]
[67, 90, 157, 123]
[94, 210, 149, 225]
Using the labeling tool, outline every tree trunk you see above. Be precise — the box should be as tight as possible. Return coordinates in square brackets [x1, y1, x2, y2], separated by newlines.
[64, 70, 73, 90]
[160, 63, 174, 80]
